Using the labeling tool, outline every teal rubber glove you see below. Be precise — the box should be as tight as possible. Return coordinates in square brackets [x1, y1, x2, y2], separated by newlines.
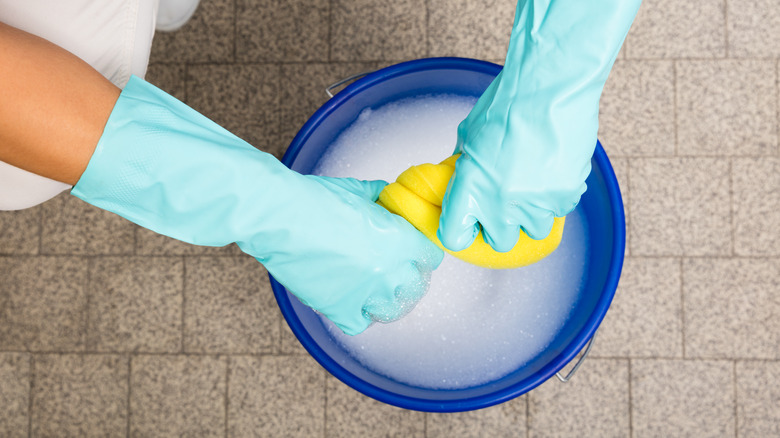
[72, 76, 444, 336]
[439, 0, 641, 252]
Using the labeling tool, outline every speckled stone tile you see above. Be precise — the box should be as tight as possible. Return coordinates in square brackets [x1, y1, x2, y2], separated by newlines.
[279, 62, 381, 147]
[629, 158, 731, 256]
[677, 60, 777, 156]
[631, 359, 734, 437]
[236, 0, 329, 62]
[87, 257, 183, 353]
[0, 257, 87, 351]
[130, 354, 226, 437]
[143, 64, 187, 101]
[624, 0, 726, 58]
[683, 258, 780, 359]
[727, 0, 780, 57]
[40, 193, 135, 255]
[428, 0, 515, 60]
[331, 0, 427, 62]
[528, 359, 629, 438]
[325, 375, 425, 437]
[608, 157, 630, 257]
[426, 396, 526, 438]
[594, 258, 682, 358]
[598, 60, 675, 157]
[0, 206, 40, 255]
[736, 360, 780, 437]
[31, 354, 128, 437]
[228, 355, 325, 437]
[732, 157, 780, 256]
[186, 64, 282, 157]
[136, 227, 240, 255]
[278, 306, 307, 354]
[184, 257, 279, 354]
[148, 0, 234, 63]
[0, 353, 30, 438]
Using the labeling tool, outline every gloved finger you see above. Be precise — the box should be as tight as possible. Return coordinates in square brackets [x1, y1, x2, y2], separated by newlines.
[480, 222, 522, 253]
[313, 176, 387, 201]
[520, 211, 556, 241]
[438, 178, 480, 252]
[332, 312, 372, 336]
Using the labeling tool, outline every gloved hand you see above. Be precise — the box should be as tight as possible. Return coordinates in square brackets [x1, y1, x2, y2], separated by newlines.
[438, 0, 641, 252]
[72, 76, 444, 336]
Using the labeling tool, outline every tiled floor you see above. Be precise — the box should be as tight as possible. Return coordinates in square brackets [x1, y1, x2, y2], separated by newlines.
[1, 0, 779, 436]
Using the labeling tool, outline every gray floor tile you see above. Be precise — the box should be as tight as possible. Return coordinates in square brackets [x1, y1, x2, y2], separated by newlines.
[40, 193, 135, 255]
[186, 64, 282, 157]
[149, 0, 234, 63]
[0, 257, 87, 351]
[325, 375, 425, 437]
[624, 0, 726, 58]
[278, 306, 308, 354]
[0, 353, 30, 438]
[428, 0, 515, 60]
[736, 360, 780, 437]
[31, 354, 128, 438]
[631, 359, 735, 438]
[528, 359, 629, 438]
[629, 158, 731, 256]
[330, 0, 427, 62]
[683, 258, 780, 359]
[733, 157, 780, 256]
[87, 257, 183, 353]
[236, 0, 329, 62]
[184, 257, 279, 354]
[0, 206, 40, 255]
[677, 60, 777, 156]
[426, 397, 526, 438]
[144, 63, 187, 101]
[595, 257, 683, 358]
[130, 354, 226, 437]
[228, 355, 325, 437]
[599, 60, 675, 157]
[727, 0, 780, 57]
[136, 227, 240, 256]
[279, 62, 381, 148]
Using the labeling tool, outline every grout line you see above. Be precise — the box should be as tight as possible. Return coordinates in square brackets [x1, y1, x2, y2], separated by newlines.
[679, 258, 686, 359]
[225, 357, 230, 438]
[627, 359, 633, 438]
[733, 360, 739, 438]
[233, 0, 238, 64]
[673, 60, 679, 156]
[424, 0, 431, 58]
[723, 0, 729, 59]
[728, 158, 736, 256]
[28, 354, 34, 438]
[181, 256, 187, 353]
[322, 370, 328, 438]
[327, 0, 333, 62]
[776, 60, 779, 156]
[126, 356, 132, 438]
[525, 392, 530, 438]
[84, 258, 92, 352]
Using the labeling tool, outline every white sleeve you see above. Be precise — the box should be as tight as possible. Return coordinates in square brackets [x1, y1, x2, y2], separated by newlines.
[0, 0, 158, 210]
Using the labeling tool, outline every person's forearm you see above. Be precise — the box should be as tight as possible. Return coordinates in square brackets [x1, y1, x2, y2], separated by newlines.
[0, 21, 120, 185]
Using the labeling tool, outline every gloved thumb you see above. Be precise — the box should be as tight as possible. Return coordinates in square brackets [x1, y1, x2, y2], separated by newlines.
[311, 176, 387, 201]
[438, 181, 480, 252]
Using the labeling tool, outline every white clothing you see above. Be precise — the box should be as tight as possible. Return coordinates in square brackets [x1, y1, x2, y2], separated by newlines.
[0, 0, 158, 210]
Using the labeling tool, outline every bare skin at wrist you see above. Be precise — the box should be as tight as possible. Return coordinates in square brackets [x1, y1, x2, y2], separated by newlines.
[0, 21, 120, 185]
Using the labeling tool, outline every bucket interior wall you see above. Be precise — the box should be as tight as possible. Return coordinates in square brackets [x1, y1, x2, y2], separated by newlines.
[274, 58, 625, 411]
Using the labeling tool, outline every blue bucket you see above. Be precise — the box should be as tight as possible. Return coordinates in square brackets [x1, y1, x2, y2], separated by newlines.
[271, 57, 626, 412]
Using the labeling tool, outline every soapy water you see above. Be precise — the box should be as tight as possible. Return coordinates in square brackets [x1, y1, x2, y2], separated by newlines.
[312, 94, 590, 390]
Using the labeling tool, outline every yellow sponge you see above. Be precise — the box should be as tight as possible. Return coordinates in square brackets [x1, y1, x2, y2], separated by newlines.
[378, 154, 565, 269]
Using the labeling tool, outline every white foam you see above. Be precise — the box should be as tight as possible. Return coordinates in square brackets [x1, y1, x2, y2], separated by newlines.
[313, 94, 590, 390]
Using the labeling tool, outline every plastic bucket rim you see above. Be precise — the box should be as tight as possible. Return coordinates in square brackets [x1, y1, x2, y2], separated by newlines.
[271, 57, 626, 412]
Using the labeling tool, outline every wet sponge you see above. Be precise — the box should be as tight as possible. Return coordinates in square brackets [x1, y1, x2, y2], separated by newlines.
[377, 154, 565, 269]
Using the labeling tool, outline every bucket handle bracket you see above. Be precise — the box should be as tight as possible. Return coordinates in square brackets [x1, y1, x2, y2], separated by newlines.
[326, 71, 375, 98]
